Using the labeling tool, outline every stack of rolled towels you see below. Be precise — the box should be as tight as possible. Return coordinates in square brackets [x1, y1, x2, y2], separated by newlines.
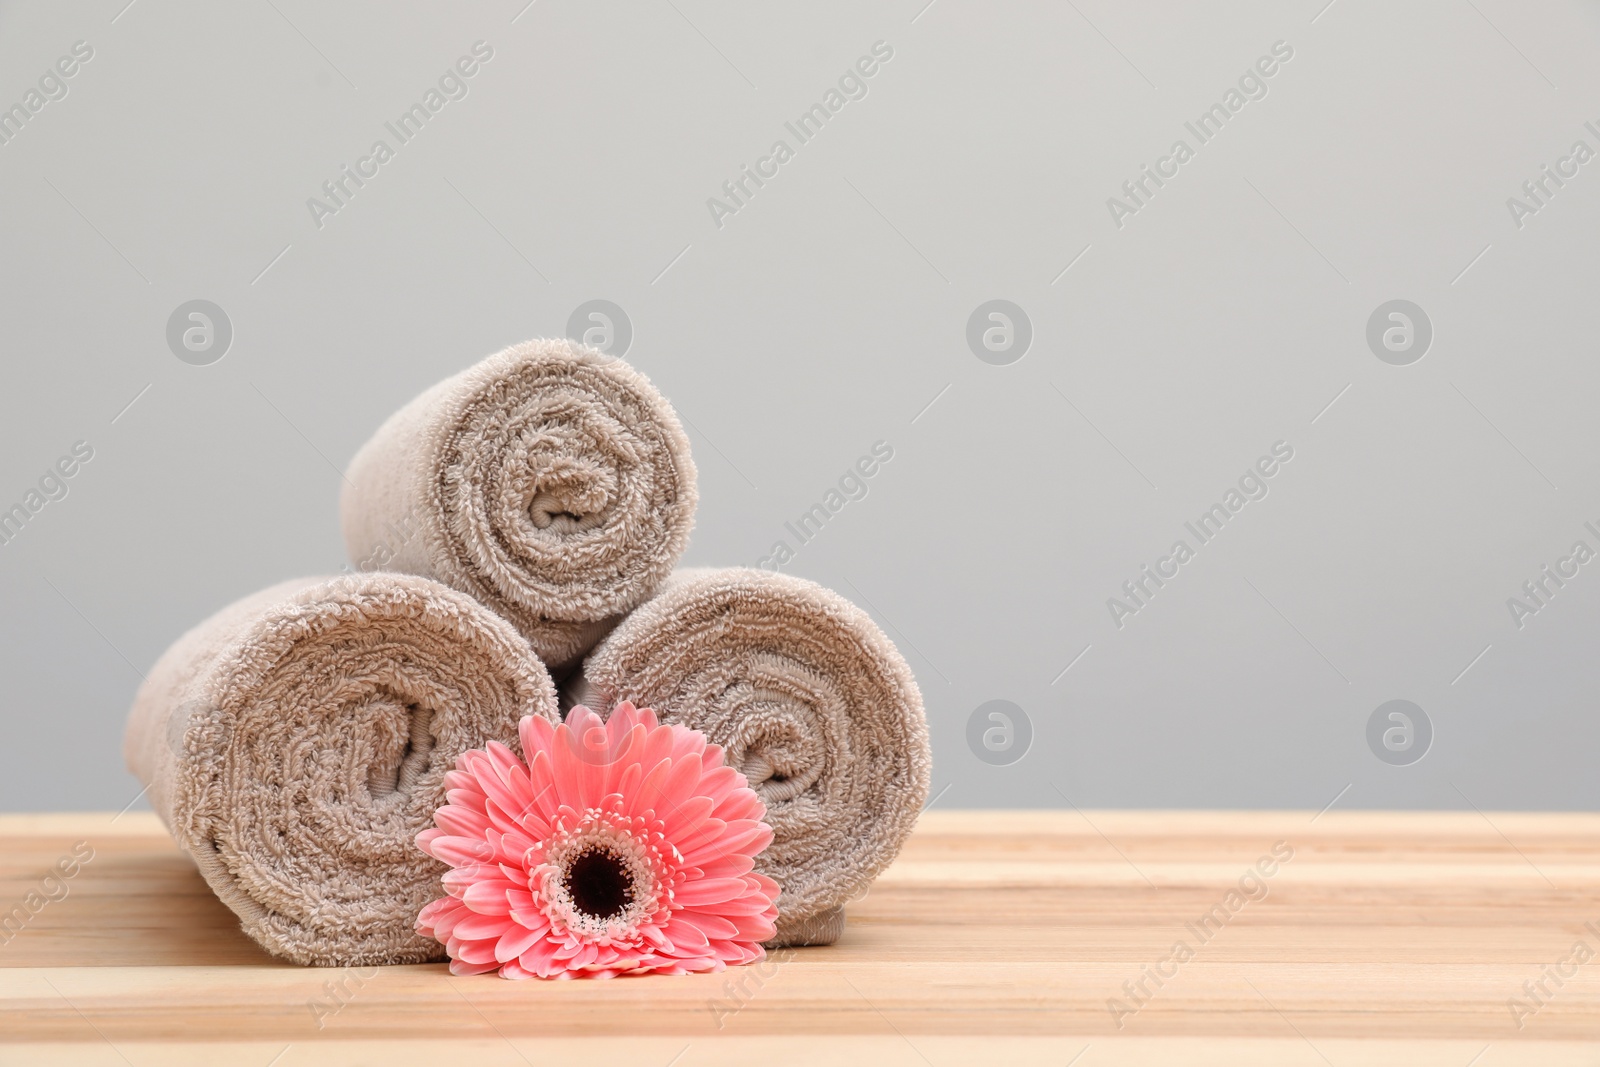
[123, 339, 930, 967]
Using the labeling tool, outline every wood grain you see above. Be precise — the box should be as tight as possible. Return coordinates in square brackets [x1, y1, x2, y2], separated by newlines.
[3, 809, 1599, 1061]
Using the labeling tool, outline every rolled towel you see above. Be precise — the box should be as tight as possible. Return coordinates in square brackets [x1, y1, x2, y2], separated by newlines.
[122, 573, 557, 966]
[341, 338, 698, 674]
[567, 567, 930, 946]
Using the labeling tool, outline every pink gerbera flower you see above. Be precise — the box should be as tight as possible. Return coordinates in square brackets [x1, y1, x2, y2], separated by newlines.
[416, 702, 780, 979]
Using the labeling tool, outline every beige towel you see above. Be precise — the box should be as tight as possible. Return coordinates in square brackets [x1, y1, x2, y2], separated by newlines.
[341, 339, 697, 673]
[567, 567, 930, 946]
[122, 573, 557, 966]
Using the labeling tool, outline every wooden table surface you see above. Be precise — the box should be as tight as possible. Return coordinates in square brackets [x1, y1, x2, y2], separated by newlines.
[4, 809, 1600, 1065]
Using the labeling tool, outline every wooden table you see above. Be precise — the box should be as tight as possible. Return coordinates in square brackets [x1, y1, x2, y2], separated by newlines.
[3, 810, 1599, 1065]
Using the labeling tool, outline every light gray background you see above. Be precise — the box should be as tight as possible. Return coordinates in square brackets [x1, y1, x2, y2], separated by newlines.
[3, 0, 1598, 814]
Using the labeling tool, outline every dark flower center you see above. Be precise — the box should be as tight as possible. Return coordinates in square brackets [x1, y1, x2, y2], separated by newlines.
[563, 846, 634, 920]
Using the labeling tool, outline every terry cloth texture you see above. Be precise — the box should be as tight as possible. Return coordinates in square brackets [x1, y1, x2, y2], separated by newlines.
[122, 573, 558, 967]
[566, 567, 931, 946]
[341, 338, 698, 674]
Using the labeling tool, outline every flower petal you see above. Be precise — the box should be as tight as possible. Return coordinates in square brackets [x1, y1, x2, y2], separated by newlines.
[524, 749, 560, 823]
[628, 757, 674, 819]
[441, 864, 505, 896]
[424, 834, 496, 867]
[694, 852, 756, 880]
[417, 895, 469, 938]
[671, 910, 739, 941]
[495, 922, 546, 962]
[660, 916, 711, 955]
[462, 880, 514, 916]
[519, 713, 555, 760]
[671, 816, 728, 860]
[662, 795, 715, 841]
[447, 956, 500, 976]
[478, 767, 536, 830]
[674, 877, 748, 906]
[452, 911, 512, 941]
[681, 819, 770, 865]
[433, 803, 491, 839]
[452, 934, 500, 964]
[549, 726, 588, 810]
